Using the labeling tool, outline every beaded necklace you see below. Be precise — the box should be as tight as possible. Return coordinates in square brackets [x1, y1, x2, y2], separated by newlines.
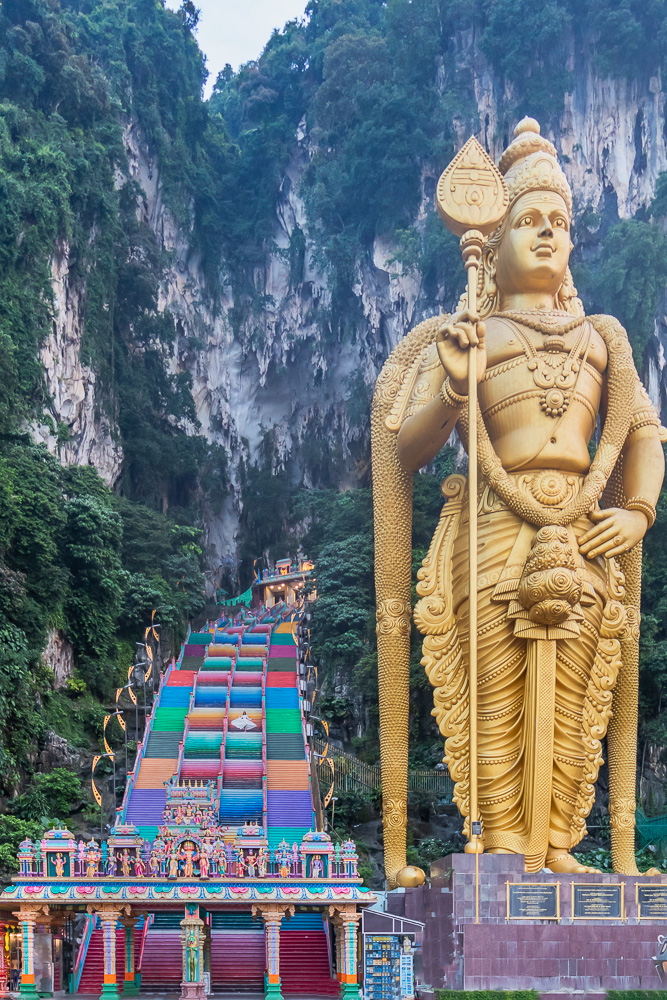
[495, 309, 585, 336]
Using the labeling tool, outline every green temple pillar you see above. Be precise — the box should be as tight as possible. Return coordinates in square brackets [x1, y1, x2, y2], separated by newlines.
[180, 905, 206, 1000]
[121, 915, 139, 997]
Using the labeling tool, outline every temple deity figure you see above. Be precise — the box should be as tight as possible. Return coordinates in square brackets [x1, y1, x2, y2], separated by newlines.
[85, 842, 99, 879]
[106, 850, 117, 877]
[372, 118, 666, 887]
[179, 841, 198, 878]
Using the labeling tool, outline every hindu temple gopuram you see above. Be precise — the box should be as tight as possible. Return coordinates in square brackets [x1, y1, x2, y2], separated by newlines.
[0, 608, 373, 999]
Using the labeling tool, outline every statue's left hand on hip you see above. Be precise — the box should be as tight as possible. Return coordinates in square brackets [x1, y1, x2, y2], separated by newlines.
[578, 507, 649, 560]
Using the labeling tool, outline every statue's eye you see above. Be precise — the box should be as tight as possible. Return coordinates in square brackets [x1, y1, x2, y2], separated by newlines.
[520, 216, 533, 226]
[554, 218, 567, 228]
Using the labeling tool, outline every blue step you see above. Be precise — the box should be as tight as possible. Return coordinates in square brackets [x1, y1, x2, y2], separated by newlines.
[230, 687, 262, 708]
[218, 790, 264, 823]
[265, 689, 299, 709]
[159, 688, 192, 707]
[195, 687, 228, 706]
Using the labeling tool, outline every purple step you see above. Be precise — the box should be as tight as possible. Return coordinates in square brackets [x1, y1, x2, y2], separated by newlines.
[125, 788, 166, 825]
[267, 790, 313, 826]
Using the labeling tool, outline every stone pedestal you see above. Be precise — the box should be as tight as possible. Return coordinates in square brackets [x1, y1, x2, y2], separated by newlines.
[179, 981, 206, 1000]
[390, 853, 667, 996]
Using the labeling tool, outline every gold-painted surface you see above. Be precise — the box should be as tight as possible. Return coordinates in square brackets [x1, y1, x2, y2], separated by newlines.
[372, 118, 665, 885]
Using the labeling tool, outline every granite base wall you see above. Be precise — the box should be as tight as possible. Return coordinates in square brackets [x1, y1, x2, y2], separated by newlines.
[389, 853, 667, 994]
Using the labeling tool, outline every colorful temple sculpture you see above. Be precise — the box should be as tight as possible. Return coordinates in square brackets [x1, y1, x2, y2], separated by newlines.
[0, 603, 373, 999]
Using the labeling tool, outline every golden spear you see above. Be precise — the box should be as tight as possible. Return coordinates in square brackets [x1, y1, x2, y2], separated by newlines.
[436, 138, 508, 861]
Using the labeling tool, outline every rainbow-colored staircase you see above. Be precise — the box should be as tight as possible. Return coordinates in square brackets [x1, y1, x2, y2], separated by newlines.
[104, 606, 338, 996]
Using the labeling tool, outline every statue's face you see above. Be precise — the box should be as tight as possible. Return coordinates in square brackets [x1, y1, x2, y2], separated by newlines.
[495, 190, 571, 300]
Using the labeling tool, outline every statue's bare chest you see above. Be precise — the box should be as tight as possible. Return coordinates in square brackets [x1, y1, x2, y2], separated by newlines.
[480, 317, 607, 421]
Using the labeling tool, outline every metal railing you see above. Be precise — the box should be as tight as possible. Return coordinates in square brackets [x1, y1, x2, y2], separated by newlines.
[312, 739, 453, 798]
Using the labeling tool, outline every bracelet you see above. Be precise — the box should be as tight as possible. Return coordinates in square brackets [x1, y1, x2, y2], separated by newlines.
[625, 496, 657, 528]
[439, 378, 467, 409]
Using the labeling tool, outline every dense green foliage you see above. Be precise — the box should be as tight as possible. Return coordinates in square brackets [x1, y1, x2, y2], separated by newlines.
[607, 994, 667, 999]
[436, 992, 539, 1000]
[0, 442, 205, 789]
[299, 453, 455, 764]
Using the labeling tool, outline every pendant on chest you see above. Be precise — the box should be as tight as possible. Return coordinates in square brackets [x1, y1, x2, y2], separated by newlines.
[523, 330, 590, 419]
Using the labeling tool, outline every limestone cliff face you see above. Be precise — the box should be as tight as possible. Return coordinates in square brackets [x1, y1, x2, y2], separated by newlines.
[35, 54, 667, 575]
[32, 248, 123, 486]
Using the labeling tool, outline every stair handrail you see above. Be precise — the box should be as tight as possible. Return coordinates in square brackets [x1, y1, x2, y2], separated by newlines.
[296, 669, 316, 831]
[211, 643, 235, 793]
[72, 913, 96, 993]
[261, 692, 268, 835]
[119, 654, 176, 822]
[177, 711, 192, 780]
[218, 715, 228, 803]
[322, 912, 335, 981]
[137, 913, 153, 972]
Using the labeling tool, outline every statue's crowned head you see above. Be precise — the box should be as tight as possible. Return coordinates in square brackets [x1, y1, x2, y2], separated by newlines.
[473, 118, 583, 318]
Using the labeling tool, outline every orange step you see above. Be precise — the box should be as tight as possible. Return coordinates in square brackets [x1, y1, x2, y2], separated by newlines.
[266, 761, 310, 790]
[136, 758, 178, 788]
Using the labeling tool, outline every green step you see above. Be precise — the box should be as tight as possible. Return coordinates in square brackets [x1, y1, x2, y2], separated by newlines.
[235, 658, 265, 670]
[267, 826, 310, 848]
[189, 633, 213, 645]
[136, 825, 159, 841]
[265, 710, 302, 734]
[267, 660, 297, 672]
[225, 735, 263, 760]
[181, 656, 205, 670]
[270, 634, 297, 646]
[211, 912, 262, 930]
[152, 709, 189, 731]
[152, 913, 184, 929]
[185, 734, 223, 750]
[145, 731, 182, 757]
[202, 657, 233, 669]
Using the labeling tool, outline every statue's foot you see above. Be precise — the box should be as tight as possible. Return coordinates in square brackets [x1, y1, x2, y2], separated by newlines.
[487, 848, 517, 854]
[545, 852, 600, 874]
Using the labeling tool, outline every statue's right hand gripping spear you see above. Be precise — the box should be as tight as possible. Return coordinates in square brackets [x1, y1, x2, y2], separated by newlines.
[436, 138, 508, 855]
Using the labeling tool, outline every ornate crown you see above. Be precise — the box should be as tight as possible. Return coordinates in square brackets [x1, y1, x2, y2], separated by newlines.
[499, 118, 572, 217]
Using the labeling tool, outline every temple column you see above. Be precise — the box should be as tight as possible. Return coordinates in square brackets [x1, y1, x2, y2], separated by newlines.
[14, 906, 45, 999]
[252, 904, 294, 1000]
[330, 907, 361, 1000]
[180, 905, 206, 1000]
[94, 905, 124, 1000]
[331, 916, 343, 981]
[121, 915, 139, 996]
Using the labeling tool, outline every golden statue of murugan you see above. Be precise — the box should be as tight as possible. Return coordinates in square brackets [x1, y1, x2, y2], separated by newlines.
[372, 118, 666, 888]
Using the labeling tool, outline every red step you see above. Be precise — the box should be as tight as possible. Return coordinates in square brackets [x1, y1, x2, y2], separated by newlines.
[280, 931, 339, 995]
[78, 928, 125, 993]
[141, 929, 182, 988]
[211, 931, 265, 991]
[266, 672, 297, 687]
